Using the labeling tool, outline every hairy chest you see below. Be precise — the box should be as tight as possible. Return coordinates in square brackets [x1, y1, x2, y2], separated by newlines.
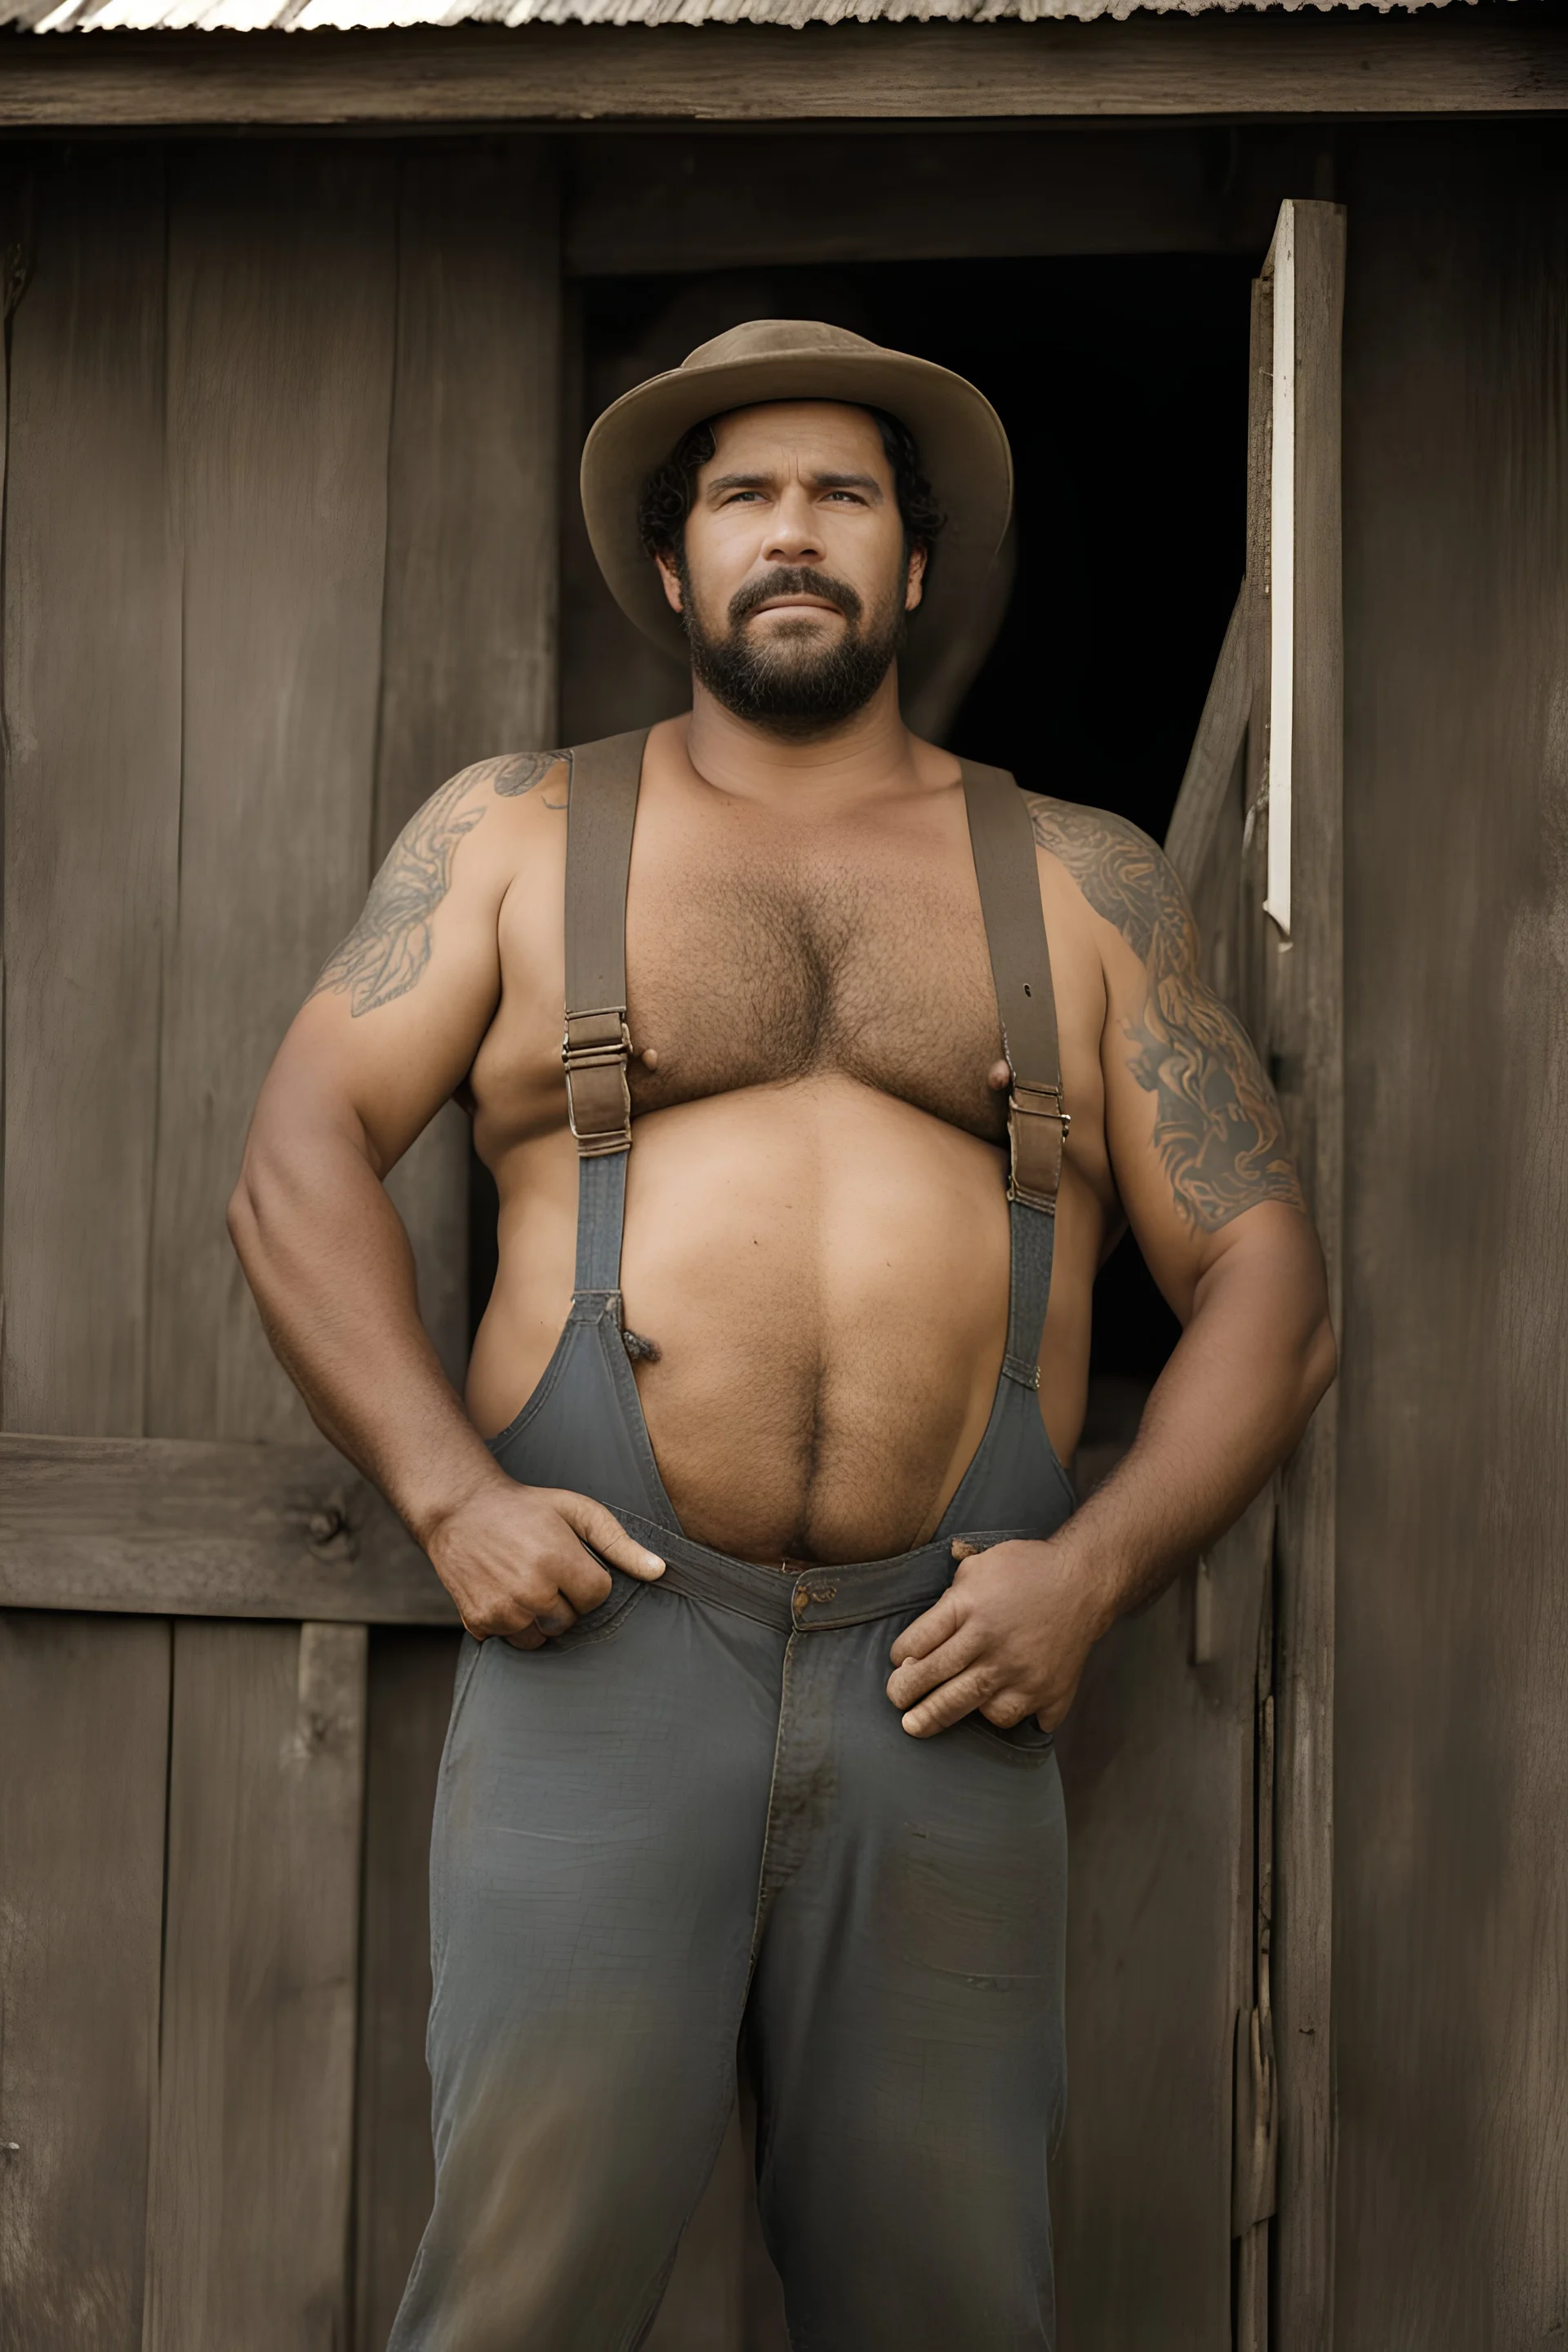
[622, 833, 1009, 1141]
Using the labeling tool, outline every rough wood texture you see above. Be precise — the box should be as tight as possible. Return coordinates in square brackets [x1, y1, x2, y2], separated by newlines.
[1, 14, 1566, 131]
[140, 148, 399, 2352]
[0, 1433, 456, 1624]
[0, 150, 180, 2352]
[376, 144, 561, 1391]
[149, 144, 396, 1446]
[1332, 123, 1568, 2348]
[563, 124, 1327, 278]
[352, 1630, 460, 2351]
[145, 1621, 368, 2352]
[0, 1614, 171, 2352]
[1, 151, 179, 1437]
[1263, 197, 1344, 2351]
[1052, 1392, 1266, 2345]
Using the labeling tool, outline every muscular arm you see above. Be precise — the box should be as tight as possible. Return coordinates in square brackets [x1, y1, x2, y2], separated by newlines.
[229, 751, 663, 1642]
[889, 799, 1335, 1735]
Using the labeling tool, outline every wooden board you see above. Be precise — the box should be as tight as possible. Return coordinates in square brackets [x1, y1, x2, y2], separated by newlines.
[0, 149, 180, 2352]
[1051, 1408, 1267, 2349]
[1263, 197, 1344, 2350]
[351, 1630, 461, 2351]
[2, 14, 1567, 131]
[148, 141, 397, 1447]
[144, 1621, 368, 2352]
[1330, 122, 1568, 2348]
[376, 142, 562, 1391]
[141, 145, 401, 2352]
[0, 1433, 456, 1624]
[0, 1614, 171, 2352]
[1, 150, 180, 1437]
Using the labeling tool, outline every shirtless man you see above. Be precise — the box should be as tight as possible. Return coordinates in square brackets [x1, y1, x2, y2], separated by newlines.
[230, 320, 1334, 2352]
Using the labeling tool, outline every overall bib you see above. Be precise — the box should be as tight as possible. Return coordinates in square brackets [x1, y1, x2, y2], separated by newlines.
[389, 733, 1078, 2352]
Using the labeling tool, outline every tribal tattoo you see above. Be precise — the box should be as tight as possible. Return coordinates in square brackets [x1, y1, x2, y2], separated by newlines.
[1026, 793, 1303, 1232]
[310, 751, 570, 1018]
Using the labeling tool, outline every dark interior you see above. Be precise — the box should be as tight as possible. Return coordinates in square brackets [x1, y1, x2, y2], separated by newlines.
[474, 252, 1257, 1396]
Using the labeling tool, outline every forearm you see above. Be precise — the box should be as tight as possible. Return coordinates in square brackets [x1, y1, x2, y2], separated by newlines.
[1063, 1224, 1336, 1633]
[229, 1116, 499, 1548]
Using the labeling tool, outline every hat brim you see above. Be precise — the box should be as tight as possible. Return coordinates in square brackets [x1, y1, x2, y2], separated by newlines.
[580, 346, 1013, 705]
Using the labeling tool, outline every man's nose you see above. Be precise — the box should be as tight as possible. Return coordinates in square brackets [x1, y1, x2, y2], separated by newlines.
[764, 489, 824, 565]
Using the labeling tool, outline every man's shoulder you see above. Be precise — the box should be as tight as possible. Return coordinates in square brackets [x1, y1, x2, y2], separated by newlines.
[448, 748, 573, 806]
[1017, 790, 1192, 969]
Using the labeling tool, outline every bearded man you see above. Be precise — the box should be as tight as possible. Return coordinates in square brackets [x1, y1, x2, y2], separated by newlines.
[231, 320, 1334, 2352]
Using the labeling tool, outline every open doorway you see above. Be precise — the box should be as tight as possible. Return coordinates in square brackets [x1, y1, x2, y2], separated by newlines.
[540, 252, 1255, 1433]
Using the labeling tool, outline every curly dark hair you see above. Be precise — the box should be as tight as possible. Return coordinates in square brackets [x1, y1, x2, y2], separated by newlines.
[637, 407, 946, 574]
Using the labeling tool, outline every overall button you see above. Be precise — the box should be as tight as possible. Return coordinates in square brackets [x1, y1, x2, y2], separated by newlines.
[791, 1579, 839, 1620]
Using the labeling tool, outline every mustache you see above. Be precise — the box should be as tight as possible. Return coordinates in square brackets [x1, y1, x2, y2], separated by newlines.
[727, 567, 864, 631]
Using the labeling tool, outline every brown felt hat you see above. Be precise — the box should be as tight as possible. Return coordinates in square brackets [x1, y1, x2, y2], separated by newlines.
[580, 318, 1014, 697]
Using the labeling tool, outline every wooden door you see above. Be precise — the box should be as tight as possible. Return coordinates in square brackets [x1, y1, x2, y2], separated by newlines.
[0, 137, 560, 2350]
[1050, 197, 1345, 2351]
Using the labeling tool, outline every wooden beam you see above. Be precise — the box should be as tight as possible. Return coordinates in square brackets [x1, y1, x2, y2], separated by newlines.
[0, 13, 1565, 132]
[0, 1432, 458, 1624]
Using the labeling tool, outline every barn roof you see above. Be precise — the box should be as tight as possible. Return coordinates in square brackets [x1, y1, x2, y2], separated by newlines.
[9, 0, 1463, 38]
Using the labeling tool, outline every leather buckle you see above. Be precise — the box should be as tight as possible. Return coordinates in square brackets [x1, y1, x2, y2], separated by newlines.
[562, 1007, 633, 1156]
[1007, 1080, 1070, 1214]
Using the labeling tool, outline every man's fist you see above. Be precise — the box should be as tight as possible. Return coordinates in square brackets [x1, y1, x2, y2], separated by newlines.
[886, 1535, 1114, 1738]
[427, 1477, 665, 1650]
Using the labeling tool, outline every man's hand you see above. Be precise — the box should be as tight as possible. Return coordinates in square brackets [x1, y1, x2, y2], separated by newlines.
[427, 1477, 665, 1650]
[886, 1536, 1114, 1739]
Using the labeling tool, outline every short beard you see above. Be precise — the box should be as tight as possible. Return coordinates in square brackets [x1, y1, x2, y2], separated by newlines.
[677, 559, 903, 743]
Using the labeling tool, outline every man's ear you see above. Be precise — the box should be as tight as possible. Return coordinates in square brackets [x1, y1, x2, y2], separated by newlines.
[655, 549, 684, 616]
[904, 545, 929, 614]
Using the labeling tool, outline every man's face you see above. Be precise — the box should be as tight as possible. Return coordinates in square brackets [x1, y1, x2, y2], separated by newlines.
[655, 401, 927, 739]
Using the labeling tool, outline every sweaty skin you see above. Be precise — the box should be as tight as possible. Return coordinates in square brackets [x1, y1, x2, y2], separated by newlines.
[231, 400, 1334, 1736]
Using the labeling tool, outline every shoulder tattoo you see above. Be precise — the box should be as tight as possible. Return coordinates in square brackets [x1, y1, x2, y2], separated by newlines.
[310, 750, 570, 1018]
[1026, 792, 1304, 1232]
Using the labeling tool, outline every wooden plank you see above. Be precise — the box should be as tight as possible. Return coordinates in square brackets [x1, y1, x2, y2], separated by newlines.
[376, 141, 561, 1392]
[145, 1621, 368, 2352]
[562, 125, 1323, 277]
[1, 14, 1566, 132]
[143, 145, 400, 2352]
[1264, 196, 1343, 2350]
[1051, 1466, 1266, 2350]
[351, 1630, 460, 2352]
[1, 150, 180, 1436]
[148, 142, 397, 1446]
[0, 1613, 171, 2352]
[1332, 123, 1568, 2348]
[0, 150, 180, 2352]
[0, 1433, 456, 1624]
[1165, 586, 1249, 897]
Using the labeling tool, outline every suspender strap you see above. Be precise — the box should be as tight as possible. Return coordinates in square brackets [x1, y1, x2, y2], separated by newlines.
[562, 729, 649, 1157]
[960, 759, 1070, 1216]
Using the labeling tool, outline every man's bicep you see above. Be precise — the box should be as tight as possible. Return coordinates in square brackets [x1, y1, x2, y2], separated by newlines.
[1024, 791, 1304, 1312]
[1104, 954, 1305, 1304]
[260, 753, 557, 1168]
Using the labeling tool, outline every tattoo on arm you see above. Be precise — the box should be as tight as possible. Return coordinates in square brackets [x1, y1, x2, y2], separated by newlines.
[1027, 793, 1304, 1232]
[310, 751, 570, 1018]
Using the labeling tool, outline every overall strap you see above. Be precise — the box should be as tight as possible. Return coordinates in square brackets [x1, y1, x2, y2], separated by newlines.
[959, 759, 1070, 1217]
[562, 729, 649, 1160]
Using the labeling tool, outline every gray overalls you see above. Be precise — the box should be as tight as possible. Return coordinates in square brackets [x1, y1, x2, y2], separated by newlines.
[389, 733, 1077, 2352]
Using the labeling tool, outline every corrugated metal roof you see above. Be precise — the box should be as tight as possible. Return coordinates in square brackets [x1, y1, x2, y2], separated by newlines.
[10, 0, 1458, 33]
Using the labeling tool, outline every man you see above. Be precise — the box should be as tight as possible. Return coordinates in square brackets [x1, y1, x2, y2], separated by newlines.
[231, 319, 1334, 2351]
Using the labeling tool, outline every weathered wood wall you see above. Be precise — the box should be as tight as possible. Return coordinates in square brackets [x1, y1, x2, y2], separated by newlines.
[1332, 122, 1568, 2350]
[0, 139, 557, 2349]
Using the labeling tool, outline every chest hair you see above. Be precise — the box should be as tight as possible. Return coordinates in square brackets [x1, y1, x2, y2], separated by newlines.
[626, 845, 1007, 1141]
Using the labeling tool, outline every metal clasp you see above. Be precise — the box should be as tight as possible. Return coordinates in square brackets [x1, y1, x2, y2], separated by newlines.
[562, 1007, 633, 1156]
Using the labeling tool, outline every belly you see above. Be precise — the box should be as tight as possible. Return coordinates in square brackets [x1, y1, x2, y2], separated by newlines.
[469, 1076, 1025, 1564]
[621, 1079, 1012, 1562]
